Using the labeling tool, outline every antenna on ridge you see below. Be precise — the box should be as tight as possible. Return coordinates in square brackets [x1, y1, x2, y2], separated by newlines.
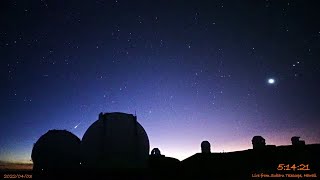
[134, 110, 136, 117]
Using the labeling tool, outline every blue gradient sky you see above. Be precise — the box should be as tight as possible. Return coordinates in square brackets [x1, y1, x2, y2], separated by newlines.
[1, 0, 320, 163]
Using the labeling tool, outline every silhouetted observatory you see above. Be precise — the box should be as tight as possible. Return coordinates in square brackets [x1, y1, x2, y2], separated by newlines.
[151, 148, 162, 157]
[149, 147, 180, 173]
[252, 136, 266, 149]
[201, 141, 211, 153]
[31, 130, 81, 171]
[81, 112, 150, 169]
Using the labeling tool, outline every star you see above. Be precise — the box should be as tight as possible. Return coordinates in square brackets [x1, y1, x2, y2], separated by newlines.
[267, 78, 275, 84]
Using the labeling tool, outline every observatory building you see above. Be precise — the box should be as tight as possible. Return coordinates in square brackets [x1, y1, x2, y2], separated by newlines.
[201, 141, 211, 153]
[31, 130, 81, 172]
[252, 136, 266, 149]
[149, 148, 180, 172]
[151, 148, 162, 157]
[291, 136, 305, 146]
[30, 119, 320, 179]
[81, 112, 150, 169]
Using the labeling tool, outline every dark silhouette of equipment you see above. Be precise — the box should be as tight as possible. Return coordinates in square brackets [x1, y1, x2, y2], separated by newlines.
[151, 148, 162, 156]
[291, 136, 305, 146]
[252, 136, 266, 149]
[201, 141, 211, 153]
[149, 147, 180, 178]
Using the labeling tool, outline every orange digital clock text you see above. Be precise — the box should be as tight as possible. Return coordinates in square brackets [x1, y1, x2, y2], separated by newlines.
[277, 164, 310, 171]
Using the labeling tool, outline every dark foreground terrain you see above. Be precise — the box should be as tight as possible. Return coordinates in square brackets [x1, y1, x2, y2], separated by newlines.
[2, 144, 319, 180]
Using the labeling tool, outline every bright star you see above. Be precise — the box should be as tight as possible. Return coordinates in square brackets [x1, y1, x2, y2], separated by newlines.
[268, 78, 275, 84]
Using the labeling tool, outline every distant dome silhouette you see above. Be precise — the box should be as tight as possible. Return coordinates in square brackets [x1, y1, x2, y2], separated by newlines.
[81, 112, 150, 168]
[252, 136, 266, 149]
[149, 147, 180, 171]
[31, 130, 81, 171]
[201, 141, 211, 153]
[151, 148, 162, 156]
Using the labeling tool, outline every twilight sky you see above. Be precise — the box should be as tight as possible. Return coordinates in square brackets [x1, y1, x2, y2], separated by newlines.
[1, 0, 320, 163]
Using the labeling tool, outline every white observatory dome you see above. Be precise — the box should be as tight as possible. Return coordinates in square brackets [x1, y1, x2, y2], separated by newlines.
[81, 112, 149, 168]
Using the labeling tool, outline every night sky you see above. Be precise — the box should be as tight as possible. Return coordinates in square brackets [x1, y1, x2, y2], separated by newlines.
[1, 0, 320, 163]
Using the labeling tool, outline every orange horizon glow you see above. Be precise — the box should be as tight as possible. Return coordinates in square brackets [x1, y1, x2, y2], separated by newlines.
[0, 162, 33, 171]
